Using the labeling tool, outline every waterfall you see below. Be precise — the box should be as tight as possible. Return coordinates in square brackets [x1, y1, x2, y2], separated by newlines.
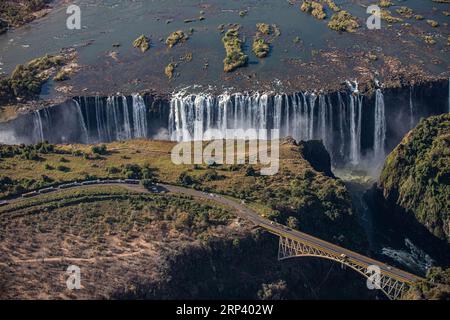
[122, 96, 132, 140]
[357, 95, 363, 161]
[374, 89, 386, 159]
[73, 99, 89, 143]
[284, 94, 290, 136]
[131, 94, 148, 138]
[274, 94, 283, 131]
[319, 94, 327, 147]
[167, 90, 389, 165]
[308, 94, 317, 140]
[94, 96, 106, 142]
[338, 92, 345, 157]
[33, 110, 44, 143]
[349, 94, 358, 165]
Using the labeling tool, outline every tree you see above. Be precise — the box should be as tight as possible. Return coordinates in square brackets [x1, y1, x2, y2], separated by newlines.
[286, 216, 299, 229]
[178, 172, 195, 186]
[257, 280, 288, 300]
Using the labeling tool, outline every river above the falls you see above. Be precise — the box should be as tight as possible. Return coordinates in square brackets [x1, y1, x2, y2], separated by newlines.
[0, 0, 448, 97]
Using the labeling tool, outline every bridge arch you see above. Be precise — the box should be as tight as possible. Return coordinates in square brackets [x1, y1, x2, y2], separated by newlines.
[277, 236, 410, 300]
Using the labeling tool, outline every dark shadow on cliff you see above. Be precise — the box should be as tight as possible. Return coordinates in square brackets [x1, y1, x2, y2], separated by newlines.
[111, 231, 381, 300]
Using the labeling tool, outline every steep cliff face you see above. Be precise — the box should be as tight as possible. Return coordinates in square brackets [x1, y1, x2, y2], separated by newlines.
[298, 140, 334, 177]
[112, 232, 377, 300]
[379, 113, 450, 243]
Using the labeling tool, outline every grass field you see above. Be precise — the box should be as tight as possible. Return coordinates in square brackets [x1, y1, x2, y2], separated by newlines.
[0, 138, 365, 249]
[0, 184, 249, 299]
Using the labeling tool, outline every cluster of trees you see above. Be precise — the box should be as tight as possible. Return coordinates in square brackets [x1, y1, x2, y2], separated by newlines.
[0, 54, 64, 104]
[0, 141, 54, 161]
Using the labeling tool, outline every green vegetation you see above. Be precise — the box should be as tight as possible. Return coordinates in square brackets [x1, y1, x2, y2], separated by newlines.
[252, 38, 270, 58]
[222, 29, 248, 72]
[380, 9, 403, 23]
[132, 35, 150, 53]
[53, 68, 70, 82]
[0, 54, 68, 105]
[300, 1, 326, 20]
[328, 11, 360, 32]
[427, 19, 439, 27]
[165, 63, 176, 79]
[423, 35, 436, 45]
[0, 0, 50, 32]
[396, 6, 413, 19]
[166, 30, 187, 48]
[0, 185, 234, 246]
[379, 0, 393, 7]
[256, 23, 271, 35]
[91, 144, 108, 156]
[0, 138, 365, 250]
[379, 114, 450, 242]
[405, 267, 450, 300]
[324, 0, 341, 12]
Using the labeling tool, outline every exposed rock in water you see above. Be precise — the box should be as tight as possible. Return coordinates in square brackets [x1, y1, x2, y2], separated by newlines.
[0, 19, 8, 34]
[133, 35, 150, 53]
[378, 113, 450, 243]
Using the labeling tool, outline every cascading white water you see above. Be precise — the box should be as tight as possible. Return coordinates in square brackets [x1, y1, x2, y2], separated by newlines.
[349, 94, 359, 165]
[374, 89, 386, 159]
[308, 93, 317, 140]
[356, 95, 363, 161]
[94, 96, 106, 142]
[274, 94, 283, 132]
[319, 95, 327, 147]
[73, 99, 89, 143]
[131, 94, 148, 138]
[122, 96, 132, 140]
[338, 92, 346, 157]
[167, 90, 389, 165]
[33, 110, 44, 143]
[284, 94, 290, 136]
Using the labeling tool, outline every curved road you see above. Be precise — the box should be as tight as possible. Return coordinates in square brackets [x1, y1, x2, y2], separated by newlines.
[159, 184, 422, 284]
[3, 181, 423, 285]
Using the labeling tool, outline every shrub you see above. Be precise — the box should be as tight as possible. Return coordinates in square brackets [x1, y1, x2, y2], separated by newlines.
[56, 165, 70, 172]
[328, 11, 360, 32]
[178, 172, 195, 186]
[91, 144, 108, 155]
[166, 30, 187, 48]
[252, 38, 270, 58]
[133, 35, 150, 52]
[200, 169, 224, 182]
[165, 63, 176, 79]
[107, 166, 120, 174]
[122, 164, 142, 179]
[222, 28, 248, 72]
